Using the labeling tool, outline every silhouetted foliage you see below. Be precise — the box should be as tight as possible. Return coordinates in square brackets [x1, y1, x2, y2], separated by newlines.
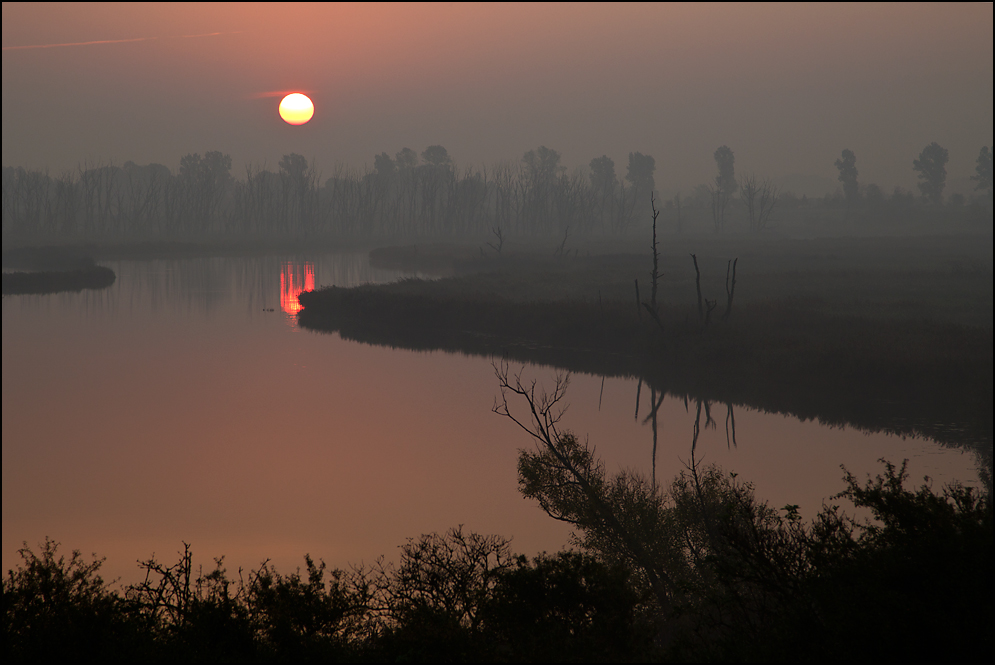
[4, 140, 989, 240]
[834, 148, 859, 214]
[395, 147, 419, 170]
[713, 145, 736, 198]
[708, 146, 737, 231]
[421, 145, 453, 169]
[496, 366, 992, 660]
[588, 155, 616, 193]
[625, 152, 655, 197]
[740, 173, 779, 231]
[973, 146, 993, 196]
[479, 551, 652, 661]
[2, 539, 139, 661]
[5, 447, 990, 662]
[913, 142, 949, 204]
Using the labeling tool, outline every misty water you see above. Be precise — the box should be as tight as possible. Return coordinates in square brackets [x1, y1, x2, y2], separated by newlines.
[2, 252, 982, 584]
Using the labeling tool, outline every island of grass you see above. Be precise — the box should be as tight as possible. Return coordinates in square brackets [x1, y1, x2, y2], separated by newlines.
[299, 233, 993, 453]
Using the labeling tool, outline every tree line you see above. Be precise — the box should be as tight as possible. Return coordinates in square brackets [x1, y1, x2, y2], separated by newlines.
[3, 143, 991, 240]
[1, 146, 653, 240]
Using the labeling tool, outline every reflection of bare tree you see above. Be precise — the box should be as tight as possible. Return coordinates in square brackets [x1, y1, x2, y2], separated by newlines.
[725, 402, 738, 449]
[691, 399, 717, 457]
[634, 383, 742, 486]
[640, 386, 666, 488]
[692, 400, 703, 455]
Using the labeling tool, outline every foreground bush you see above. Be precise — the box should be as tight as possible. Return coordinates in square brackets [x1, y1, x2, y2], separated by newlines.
[4, 457, 991, 662]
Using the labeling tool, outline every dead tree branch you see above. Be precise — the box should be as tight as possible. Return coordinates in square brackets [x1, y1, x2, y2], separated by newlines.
[722, 257, 738, 322]
[691, 253, 703, 323]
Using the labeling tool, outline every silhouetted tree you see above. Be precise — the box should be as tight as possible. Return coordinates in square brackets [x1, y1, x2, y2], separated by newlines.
[741, 173, 759, 230]
[279, 153, 318, 233]
[834, 149, 859, 217]
[625, 152, 655, 196]
[373, 152, 396, 178]
[890, 186, 915, 208]
[2, 539, 128, 661]
[710, 146, 736, 230]
[493, 364, 676, 616]
[395, 147, 418, 170]
[912, 142, 948, 204]
[972, 146, 992, 197]
[520, 146, 566, 233]
[588, 156, 617, 233]
[178, 151, 232, 232]
[863, 183, 883, 207]
[378, 527, 514, 633]
[589, 156, 616, 193]
[714, 146, 736, 197]
[421, 145, 453, 169]
[623, 153, 655, 228]
[523, 146, 563, 182]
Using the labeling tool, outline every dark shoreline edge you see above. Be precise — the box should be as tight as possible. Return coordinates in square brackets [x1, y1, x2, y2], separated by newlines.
[2, 265, 116, 295]
[298, 283, 993, 456]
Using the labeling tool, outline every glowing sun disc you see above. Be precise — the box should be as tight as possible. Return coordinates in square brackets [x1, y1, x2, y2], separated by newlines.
[279, 93, 314, 125]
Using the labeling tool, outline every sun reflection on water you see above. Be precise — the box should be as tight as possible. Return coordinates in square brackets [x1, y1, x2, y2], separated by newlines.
[280, 262, 315, 319]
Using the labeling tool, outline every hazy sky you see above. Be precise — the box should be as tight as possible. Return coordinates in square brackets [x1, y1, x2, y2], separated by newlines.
[3, 3, 992, 193]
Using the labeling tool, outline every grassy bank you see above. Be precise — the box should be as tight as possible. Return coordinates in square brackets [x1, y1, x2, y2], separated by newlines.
[300, 234, 993, 451]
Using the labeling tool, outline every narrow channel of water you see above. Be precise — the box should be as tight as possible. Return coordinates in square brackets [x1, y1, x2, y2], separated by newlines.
[2, 253, 982, 585]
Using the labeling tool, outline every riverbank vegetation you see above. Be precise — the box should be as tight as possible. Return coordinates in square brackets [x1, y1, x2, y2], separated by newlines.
[4, 450, 990, 662]
[299, 233, 993, 450]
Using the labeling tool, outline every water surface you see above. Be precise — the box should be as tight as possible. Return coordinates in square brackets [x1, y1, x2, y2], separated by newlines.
[2, 253, 982, 584]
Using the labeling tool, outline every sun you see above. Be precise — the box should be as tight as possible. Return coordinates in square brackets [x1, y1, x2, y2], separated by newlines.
[279, 93, 314, 125]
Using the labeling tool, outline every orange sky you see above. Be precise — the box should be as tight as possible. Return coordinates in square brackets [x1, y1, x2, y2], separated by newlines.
[3, 2, 992, 193]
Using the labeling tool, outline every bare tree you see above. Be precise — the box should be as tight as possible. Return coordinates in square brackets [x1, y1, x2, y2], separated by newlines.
[648, 194, 661, 313]
[485, 226, 504, 254]
[691, 253, 704, 322]
[492, 362, 676, 615]
[741, 173, 759, 231]
[721, 258, 738, 322]
[756, 178, 779, 231]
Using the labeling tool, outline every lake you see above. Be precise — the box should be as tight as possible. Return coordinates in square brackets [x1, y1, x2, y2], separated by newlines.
[1, 251, 983, 585]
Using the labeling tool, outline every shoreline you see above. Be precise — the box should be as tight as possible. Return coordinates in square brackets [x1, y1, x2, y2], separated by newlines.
[2, 264, 116, 295]
[299, 243, 993, 454]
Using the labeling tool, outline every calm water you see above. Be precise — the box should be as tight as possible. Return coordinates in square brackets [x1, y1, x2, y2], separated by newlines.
[2, 253, 982, 584]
